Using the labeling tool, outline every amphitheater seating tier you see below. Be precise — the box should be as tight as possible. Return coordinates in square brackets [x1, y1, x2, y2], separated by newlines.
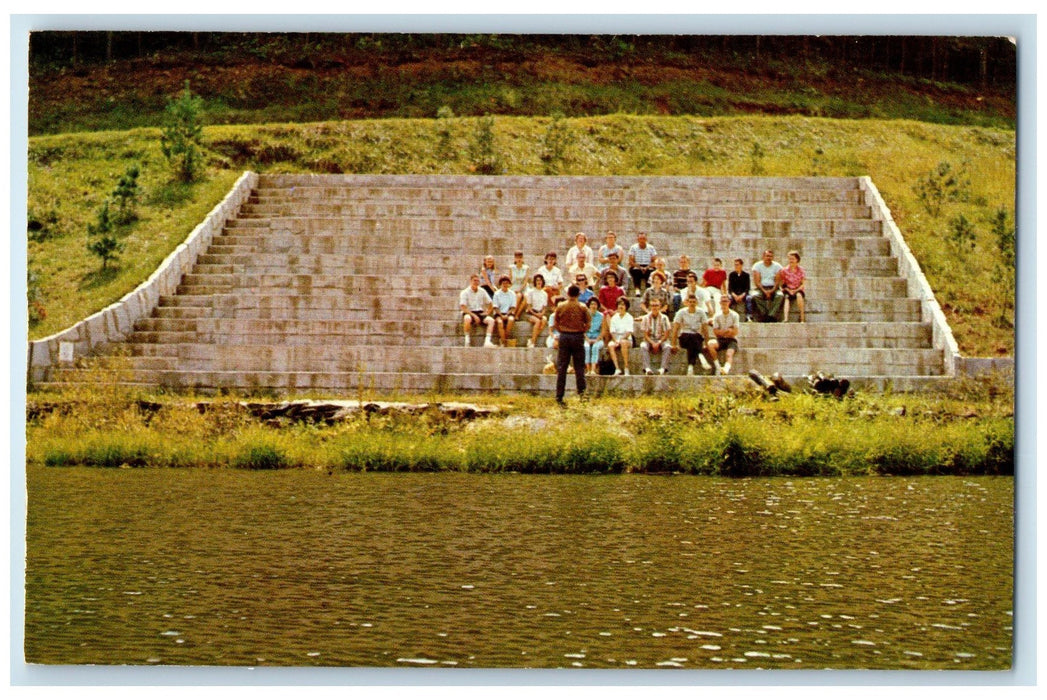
[43, 175, 947, 395]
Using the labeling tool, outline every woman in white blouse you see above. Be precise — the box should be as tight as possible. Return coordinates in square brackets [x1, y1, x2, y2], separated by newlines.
[606, 297, 635, 376]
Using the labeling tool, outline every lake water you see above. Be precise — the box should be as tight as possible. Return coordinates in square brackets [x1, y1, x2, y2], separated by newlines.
[24, 466, 1013, 669]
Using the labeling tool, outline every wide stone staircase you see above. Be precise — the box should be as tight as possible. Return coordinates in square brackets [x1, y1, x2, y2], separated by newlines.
[44, 174, 948, 395]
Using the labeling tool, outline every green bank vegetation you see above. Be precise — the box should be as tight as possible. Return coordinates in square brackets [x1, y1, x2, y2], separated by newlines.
[28, 113, 1015, 355]
[26, 375, 1013, 476]
[27, 341, 1015, 476]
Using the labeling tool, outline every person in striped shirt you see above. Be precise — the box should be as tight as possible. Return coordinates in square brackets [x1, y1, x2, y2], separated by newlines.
[628, 232, 658, 295]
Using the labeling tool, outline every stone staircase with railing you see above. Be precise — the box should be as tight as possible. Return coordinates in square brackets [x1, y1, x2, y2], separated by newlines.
[39, 174, 952, 395]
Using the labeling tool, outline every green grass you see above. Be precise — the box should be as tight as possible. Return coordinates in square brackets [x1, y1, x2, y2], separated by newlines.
[25, 383, 1014, 476]
[27, 113, 1015, 355]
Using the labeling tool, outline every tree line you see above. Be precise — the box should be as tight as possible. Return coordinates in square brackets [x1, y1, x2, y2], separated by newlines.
[29, 32, 1015, 90]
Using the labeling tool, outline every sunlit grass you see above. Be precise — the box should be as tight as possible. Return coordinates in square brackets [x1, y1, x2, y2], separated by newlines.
[26, 381, 1014, 476]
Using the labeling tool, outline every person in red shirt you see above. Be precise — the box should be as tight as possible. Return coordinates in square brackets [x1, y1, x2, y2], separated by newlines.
[701, 257, 728, 305]
[597, 270, 626, 314]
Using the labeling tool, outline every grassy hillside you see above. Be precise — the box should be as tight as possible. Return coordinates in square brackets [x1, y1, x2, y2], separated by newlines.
[26, 113, 1015, 356]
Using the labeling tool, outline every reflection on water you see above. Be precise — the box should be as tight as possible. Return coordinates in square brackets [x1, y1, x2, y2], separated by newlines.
[25, 466, 1013, 668]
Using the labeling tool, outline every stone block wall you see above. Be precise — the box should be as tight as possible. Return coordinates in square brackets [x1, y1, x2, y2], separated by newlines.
[26, 171, 259, 384]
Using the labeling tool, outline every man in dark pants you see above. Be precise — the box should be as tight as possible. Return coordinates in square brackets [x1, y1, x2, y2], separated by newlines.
[552, 284, 591, 405]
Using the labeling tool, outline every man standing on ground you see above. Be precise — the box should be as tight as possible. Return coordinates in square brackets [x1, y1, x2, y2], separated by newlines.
[552, 284, 591, 405]
[750, 249, 784, 322]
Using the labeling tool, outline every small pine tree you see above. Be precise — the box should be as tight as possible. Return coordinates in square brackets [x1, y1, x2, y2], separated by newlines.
[161, 81, 204, 182]
[540, 112, 572, 175]
[435, 105, 456, 162]
[947, 213, 977, 251]
[86, 201, 124, 270]
[991, 207, 1015, 329]
[914, 161, 971, 216]
[469, 114, 502, 175]
[992, 207, 1015, 270]
[750, 141, 766, 176]
[27, 267, 46, 326]
[111, 164, 141, 224]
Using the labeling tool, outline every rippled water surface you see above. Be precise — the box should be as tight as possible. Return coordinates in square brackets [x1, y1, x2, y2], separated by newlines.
[25, 466, 1013, 668]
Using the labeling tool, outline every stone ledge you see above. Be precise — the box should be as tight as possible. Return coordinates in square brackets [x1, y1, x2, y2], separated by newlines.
[956, 357, 1014, 379]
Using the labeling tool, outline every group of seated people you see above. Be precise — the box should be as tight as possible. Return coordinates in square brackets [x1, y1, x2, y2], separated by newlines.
[459, 231, 808, 372]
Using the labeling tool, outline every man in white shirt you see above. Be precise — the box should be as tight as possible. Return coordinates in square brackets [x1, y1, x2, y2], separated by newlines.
[628, 232, 658, 296]
[709, 294, 741, 374]
[459, 274, 497, 347]
[567, 251, 601, 288]
[750, 249, 784, 322]
[639, 297, 673, 375]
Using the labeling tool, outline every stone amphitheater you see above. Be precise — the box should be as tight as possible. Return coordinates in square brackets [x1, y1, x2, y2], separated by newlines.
[28, 173, 962, 395]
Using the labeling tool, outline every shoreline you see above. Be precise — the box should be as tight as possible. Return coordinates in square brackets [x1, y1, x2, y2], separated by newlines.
[26, 383, 1014, 477]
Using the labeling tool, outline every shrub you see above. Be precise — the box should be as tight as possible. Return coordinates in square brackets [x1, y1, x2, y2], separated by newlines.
[749, 141, 766, 175]
[160, 81, 204, 182]
[947, 213, 977, 251]
[719, 431, 769, 478]
[435, 106, 456, 162]
[469, 114, 502, 175]
[233, 443, 291, 470]
[991, 207, 1015, 328]
[540, 112, 572, 175]
[85, 200, 123, 270]
[27, 207, 59, 242]
[914, 160, 971, 215]
[110, 163, 141, 224]
[27, 267, 46, 326]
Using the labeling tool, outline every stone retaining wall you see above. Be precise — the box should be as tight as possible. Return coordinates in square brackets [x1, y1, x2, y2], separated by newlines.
[26, 171, 259, 384]
[860, 177, 961, 376]
[956, 356, 1015, 380]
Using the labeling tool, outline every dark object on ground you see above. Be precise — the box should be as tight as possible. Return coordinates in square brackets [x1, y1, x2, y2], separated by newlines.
[748, 370, 789, 400]
[598, 358, 617, 375]
[770, 372, 792, 393]
[807, 372, 851, 399]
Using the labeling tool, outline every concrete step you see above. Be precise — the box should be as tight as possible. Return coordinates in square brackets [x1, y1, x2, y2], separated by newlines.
[254, 173, 864, 193]
[129, 319, 933, 348]
[171, 277, 910, 302]
[206, 235, 893, 258]
[237, 202, 874, 221]
[160, 289, 920, 313]
[177, 272, 907, 295]
[54, 342, 946, 377]
[150, 296, 921, 323]
[114, 343, 943, 376]
[192, 254, 899, 277]
[153, 305, 213, 320]
[248, 187, 866, 205]
[223, 217, 883, 237]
